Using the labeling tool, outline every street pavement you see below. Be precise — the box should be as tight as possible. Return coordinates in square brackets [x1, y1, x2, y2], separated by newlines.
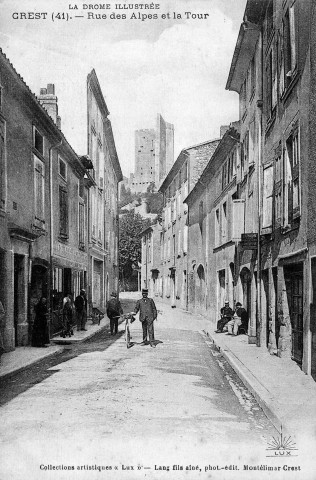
[0, 293, 314, 480]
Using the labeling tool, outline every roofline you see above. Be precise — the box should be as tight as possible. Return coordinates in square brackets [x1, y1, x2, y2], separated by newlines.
[185, 137, 221, 151]
[226, 21, 261, 92]
[184, 125, 240, 205]
[158, 149, 189, 193]
[226, 0, 268, 92]
[87, 69, 110, 118]
[0, 48, 88, 177]
[104, 118, 123, 182]
[158, 138, 221, 193]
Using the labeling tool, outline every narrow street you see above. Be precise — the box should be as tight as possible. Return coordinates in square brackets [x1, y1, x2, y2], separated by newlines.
[0, 294, 278, 480]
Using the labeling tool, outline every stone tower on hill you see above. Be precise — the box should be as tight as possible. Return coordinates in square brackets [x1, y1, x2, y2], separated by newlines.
[130, 114, 174, 193]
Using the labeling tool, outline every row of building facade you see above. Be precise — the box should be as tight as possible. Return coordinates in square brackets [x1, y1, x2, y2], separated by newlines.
[141, 0, 316, 380]
[0, 50, 122, 352]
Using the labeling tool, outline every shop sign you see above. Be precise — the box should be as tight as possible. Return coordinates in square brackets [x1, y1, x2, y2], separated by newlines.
[241, 233, 258, 250]
[53, 242, 88, 265]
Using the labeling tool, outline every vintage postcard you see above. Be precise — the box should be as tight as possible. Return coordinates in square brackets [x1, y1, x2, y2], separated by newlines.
[0, 0, 315, 479]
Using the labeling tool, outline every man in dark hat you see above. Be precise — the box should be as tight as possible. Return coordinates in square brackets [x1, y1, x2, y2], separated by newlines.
[134, 288, 157, 347]
[75, 289, 88, 331]
[215, 300, 234, 333]
[106, 292, 123, 336]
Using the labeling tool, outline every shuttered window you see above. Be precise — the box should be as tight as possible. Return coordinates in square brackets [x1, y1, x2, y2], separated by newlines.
[34, 155, 45, 222]
[59, 186, 68, 237]
[79, 202, 85, 248]
[262, 164, 274, 229]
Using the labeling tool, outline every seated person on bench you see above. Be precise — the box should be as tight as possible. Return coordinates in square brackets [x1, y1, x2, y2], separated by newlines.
[226, 302, 248, 336]
[215, 300, 234, 333]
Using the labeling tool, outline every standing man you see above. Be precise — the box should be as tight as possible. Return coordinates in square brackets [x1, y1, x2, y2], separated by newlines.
[74, 289, 87, 332]
[106, 292, 123, 336]
[135, 288, 157, 348]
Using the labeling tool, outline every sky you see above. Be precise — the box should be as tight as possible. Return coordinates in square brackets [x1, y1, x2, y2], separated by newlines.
[0, 0, 247, 177]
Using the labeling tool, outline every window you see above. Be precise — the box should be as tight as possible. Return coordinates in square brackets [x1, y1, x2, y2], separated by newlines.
[53, 267, 63, 293]
[274, 153, 283, 227]
[284, 128, 300, 225]
[178, 229, 181, 256]
[183, 225, 188, 254]
[215, 208, 220, 246]
[160, 233, 164, 261]
[79, 202, 85, 248]
[222, 162, 228, 189]
[33, 127, 44, 156]
[177, 192, 181, 217]
[266, 46, 277, 117]
[262, 164, 274, 229]
[59, 186, 68, 238]
[241, 132, 249, 177]
[222, 202, 227, 240]
[283, 4, 297, 88]
[34, 155, 45, 222]
[79, 181, 85, 199]
[59, 157, 67, 180]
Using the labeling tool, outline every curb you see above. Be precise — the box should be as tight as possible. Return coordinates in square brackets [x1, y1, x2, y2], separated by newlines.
[0, 320, 116, 381]
[204, 331, 284, 434]
[51, 320, 111, 345]
[0, 348, 64, 382]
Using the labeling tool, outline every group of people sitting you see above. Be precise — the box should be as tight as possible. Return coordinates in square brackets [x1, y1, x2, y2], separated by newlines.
[215, 300, 248, 336]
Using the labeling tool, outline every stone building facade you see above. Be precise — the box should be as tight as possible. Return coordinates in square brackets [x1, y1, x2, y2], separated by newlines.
[185, 125, 244, 318]
[185, 0, 316, 379]
[157, 139, 219, 309]
[87, 70, 122, 311]
[256, 0, 313, 374]
[0, 50, 92, 350]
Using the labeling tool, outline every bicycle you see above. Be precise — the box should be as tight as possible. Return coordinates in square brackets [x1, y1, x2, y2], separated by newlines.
[122, 312, 136, 348]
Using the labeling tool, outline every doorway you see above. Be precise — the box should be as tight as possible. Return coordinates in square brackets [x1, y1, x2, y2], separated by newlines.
[63, 268, 72, 297]
[284, 264, 303, 365]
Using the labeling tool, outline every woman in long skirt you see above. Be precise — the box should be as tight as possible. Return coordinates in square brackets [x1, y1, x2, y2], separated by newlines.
[32, 297, 49, 347]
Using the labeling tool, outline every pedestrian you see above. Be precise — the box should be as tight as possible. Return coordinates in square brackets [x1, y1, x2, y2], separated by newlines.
[74, 289, 87, 331]
[106, 292, 123, 336]
[226, 302, 249, 335]
[63, 294, 73, 336]
[0, 300, 5, 359]
[215, 300, 234, 333]
[134, 288, 157, 348]
[32, 297, 50, 347]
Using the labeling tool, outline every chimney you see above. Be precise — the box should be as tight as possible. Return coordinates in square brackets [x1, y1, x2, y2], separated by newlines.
[38, 84, 59, 125]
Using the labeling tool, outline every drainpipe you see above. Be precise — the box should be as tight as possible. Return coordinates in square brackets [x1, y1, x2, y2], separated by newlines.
[49, 139, 62, 337]
[256, 29, 263, 348]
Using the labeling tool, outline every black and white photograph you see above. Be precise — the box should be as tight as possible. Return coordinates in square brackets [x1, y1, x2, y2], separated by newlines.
[0, 0, 315, 479]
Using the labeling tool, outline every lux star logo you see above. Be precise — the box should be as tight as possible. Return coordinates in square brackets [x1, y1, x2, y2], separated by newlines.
[266, 426, 298, 457]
